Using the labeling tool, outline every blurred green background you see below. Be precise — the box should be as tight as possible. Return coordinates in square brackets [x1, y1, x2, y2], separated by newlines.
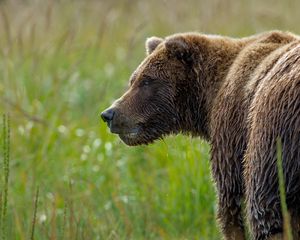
[0, 0, 299, 239]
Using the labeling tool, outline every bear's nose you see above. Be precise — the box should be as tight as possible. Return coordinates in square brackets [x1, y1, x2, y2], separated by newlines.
[101, 108, 115, 123]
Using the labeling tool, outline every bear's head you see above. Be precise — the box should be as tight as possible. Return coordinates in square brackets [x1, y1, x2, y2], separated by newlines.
[101, 35, 205, 146]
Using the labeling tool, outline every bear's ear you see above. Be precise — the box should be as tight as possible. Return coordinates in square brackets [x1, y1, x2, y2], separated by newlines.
[165, 37, 193, 65]
[146, 36, 163, 55]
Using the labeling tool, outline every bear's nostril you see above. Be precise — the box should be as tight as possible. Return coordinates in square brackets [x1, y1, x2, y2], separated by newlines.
[101, 108, 115, 123]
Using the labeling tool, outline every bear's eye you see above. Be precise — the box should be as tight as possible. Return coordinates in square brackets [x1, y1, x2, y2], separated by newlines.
[139, 78, 153, 87]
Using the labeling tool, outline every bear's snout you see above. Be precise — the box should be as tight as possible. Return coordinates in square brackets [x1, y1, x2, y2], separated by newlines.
[101, 108, 115, 124]
[101, 106, 139, 137]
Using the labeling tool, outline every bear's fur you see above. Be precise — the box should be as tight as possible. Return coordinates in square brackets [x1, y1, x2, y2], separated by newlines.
[101, 31, 300, 239]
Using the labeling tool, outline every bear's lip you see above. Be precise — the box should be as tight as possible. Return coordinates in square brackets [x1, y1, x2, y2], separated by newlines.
[110, 127, 140, 136]
[119, 132, 139, 139]
[118, 131, 144, 146]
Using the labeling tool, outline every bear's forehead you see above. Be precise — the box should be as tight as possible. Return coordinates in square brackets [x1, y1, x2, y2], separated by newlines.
[143, 59, 164, 72]
[145, 50, 172, 70]
[129, 52, 169, 85]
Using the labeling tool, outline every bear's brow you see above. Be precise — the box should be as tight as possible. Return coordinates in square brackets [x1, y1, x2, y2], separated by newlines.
[129, 72, 138, 86]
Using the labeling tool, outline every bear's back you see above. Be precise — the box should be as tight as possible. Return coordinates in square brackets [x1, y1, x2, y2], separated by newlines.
[244, 32, 300, 103]
[212, 31, 299, 123]
[225, 31, 298, 98]
[247, 42, 300, 133]
[210, 31, 299, 166]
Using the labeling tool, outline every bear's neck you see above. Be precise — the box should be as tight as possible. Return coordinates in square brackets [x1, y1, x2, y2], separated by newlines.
[180, 35, 253, 140]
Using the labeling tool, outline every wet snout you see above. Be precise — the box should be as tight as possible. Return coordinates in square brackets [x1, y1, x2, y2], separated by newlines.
[101, 105, 139, 135]
[101, 108, 115, 125]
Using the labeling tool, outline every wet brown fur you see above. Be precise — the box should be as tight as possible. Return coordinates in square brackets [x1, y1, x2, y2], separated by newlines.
[102, 31, 300, 239]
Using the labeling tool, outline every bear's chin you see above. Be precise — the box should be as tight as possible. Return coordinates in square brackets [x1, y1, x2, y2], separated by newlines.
[118, 132, 157, 146]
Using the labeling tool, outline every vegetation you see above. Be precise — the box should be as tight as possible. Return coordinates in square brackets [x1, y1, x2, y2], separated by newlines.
[0, 0, 299, 239]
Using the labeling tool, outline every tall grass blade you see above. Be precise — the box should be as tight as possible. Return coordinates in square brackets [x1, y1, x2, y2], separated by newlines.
[30, 187, 39, 240]
[0, 191, 2, 233]
[61, 201, 67, 240]
[276, 138, 292, 240]
[68, 181, 75, 240]
[1, 114, 10, 240]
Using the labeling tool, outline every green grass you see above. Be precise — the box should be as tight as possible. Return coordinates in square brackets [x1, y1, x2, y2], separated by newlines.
[1, 114, 10, 240]
[0, 0, 300, 239]
[276, 138, 292, 240]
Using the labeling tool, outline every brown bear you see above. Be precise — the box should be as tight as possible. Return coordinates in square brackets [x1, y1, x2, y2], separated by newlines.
[101, 31, 300, 240]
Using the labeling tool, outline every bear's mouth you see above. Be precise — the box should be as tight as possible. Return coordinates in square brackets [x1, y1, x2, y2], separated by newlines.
[118, 131, 143, 146]
[107, 120, 166, 146]
[109, 126, 139, 135]
[119, 132, 139, 139]
[110, 127, 141, 143]
[118, 126, 166, 146]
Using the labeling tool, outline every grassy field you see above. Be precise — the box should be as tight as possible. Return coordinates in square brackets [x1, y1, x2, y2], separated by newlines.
[0, 0, 300, 239]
